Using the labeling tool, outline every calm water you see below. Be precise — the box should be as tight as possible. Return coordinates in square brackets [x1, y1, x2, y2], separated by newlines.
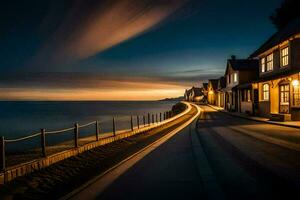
[0, 101, 177, 151]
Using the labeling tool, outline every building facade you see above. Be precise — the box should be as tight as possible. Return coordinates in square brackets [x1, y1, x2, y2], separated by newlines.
[251, 19, 300, 121]
[216, 76, 226, 108]
[224, 56, 259, 112]
[208, 79, 218, 105]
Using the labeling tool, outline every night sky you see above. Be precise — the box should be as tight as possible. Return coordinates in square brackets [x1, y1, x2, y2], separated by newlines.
[0, 0, 283, 100]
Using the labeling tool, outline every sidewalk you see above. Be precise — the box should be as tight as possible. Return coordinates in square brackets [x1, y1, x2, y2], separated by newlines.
[208, 104, 300, 129]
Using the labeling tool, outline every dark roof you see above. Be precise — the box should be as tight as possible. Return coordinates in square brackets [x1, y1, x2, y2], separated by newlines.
[218, 76, 226, 89]
[202, 83, 208, 90]
[192, 87, 203, 96]
[236, 83, 253, 89]
[251, 18, 300, 57]
[209, 79, 218, 90]
[185, 89, 191, 96]
[227, 59, 259, 72]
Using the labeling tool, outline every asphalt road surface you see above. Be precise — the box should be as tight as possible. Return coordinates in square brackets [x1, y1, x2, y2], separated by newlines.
[97, 105, 300, 200]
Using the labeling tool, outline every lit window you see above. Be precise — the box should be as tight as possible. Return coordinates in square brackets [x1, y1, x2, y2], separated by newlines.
[280, 84, 289, 104]
[243, 90, 251, 101]
[247, 90, 251, 102]
[281, 47, 289, 67]
[233, 72, 238, 82]
[279, 84, 290, 113]
[263, 84, 269, 100]
[261, 57, 265, 72]
[293, 84, 300, 107]
[266, 53, 273, 71]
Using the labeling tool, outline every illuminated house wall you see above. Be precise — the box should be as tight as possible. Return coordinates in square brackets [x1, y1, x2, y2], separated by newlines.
[251, 20, 300, 121]
[208, 79, 218, 105]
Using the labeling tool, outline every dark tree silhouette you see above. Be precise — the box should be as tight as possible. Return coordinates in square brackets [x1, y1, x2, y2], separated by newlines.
[270, 0, 300, 30]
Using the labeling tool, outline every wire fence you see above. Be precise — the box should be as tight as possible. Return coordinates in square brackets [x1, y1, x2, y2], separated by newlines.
[0, 110, 175, 172]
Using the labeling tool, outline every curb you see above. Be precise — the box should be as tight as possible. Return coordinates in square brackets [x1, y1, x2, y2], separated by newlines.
[190, 106, 225, 200]
[207, 104, 300, 129]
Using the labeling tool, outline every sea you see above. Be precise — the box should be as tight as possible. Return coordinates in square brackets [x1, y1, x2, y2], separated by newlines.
[0, 101, 177, 152]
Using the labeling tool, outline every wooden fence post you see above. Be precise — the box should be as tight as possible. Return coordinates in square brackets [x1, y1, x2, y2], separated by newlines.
[143, 115, 146, 126]
[96, 121, 100, 141]
[155, 114, 157, 123]
[160, 113, 162, 122]
[148, 113, 150, 125]
[0, 136, 5, 172]
[131, 116, 134, 131]
[113, 117, 116, 136]
[74, 123, 79, 148]
[137, 116, 140, 129]
[41, 129, 46, 157]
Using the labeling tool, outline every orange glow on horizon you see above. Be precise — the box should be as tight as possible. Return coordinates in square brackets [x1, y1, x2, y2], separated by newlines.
[0, 74, 192, 101]
[0, 87, 185, 101]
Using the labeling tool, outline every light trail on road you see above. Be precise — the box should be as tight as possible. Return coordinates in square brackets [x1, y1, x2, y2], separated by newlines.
[68, 104, 300, 200]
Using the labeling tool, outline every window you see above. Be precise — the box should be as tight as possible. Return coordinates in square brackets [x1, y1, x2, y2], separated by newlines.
[247, 90, 251, 102]
[266, 53, 273, 71]
[262, 84, 269, 100]
[280, 84, 290, 104]
[227, 75, 230, 84]
[280, 84, 290, 114]
[243, 90, 251, 102]
[281, 47, 289, 67]
[233, 72, 238, 82]
[261, 57, 265, 72]
[293, 85, 300, 107]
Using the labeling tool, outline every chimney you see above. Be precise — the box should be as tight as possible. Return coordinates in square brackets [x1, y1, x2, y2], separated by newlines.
[231, 55, 236, 60]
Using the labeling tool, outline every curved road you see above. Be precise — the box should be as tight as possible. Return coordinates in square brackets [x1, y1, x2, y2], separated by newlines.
[76, 104, 300, 200]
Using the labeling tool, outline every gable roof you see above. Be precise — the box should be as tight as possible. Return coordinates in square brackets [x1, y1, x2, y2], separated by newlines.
[218, 76, 226, 89]
[192, 87, 203, 96]
[208, 79, 218, 90]
[250, 18, 300, 57]
[202, 83, 208, 90]
[225, 59, 259, 75]
[185, 89, 191, 96]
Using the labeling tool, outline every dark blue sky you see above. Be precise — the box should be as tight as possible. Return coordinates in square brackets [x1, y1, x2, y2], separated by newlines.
[0, 0, 283, 100]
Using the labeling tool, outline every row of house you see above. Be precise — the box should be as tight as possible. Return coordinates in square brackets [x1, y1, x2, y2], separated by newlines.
[193, 19, 300, 121]
[184, 86, 205, 102]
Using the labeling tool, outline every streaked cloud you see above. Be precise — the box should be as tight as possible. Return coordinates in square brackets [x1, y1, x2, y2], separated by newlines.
[32, 0, 187, 68]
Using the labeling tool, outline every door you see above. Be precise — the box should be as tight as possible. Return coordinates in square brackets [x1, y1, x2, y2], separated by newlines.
[279, 84, 290, 114]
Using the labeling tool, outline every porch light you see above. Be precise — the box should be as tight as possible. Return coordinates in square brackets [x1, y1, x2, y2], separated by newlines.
[292, 79, 299, 87]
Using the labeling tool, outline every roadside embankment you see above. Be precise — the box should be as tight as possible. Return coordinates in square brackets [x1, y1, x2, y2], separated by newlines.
[0, 102, 197, 200]
[0, 102, 190, 185]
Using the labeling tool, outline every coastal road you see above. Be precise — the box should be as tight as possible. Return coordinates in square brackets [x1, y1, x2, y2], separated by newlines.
[195, 105, 300, 200]
[72, 104, 300, 200]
